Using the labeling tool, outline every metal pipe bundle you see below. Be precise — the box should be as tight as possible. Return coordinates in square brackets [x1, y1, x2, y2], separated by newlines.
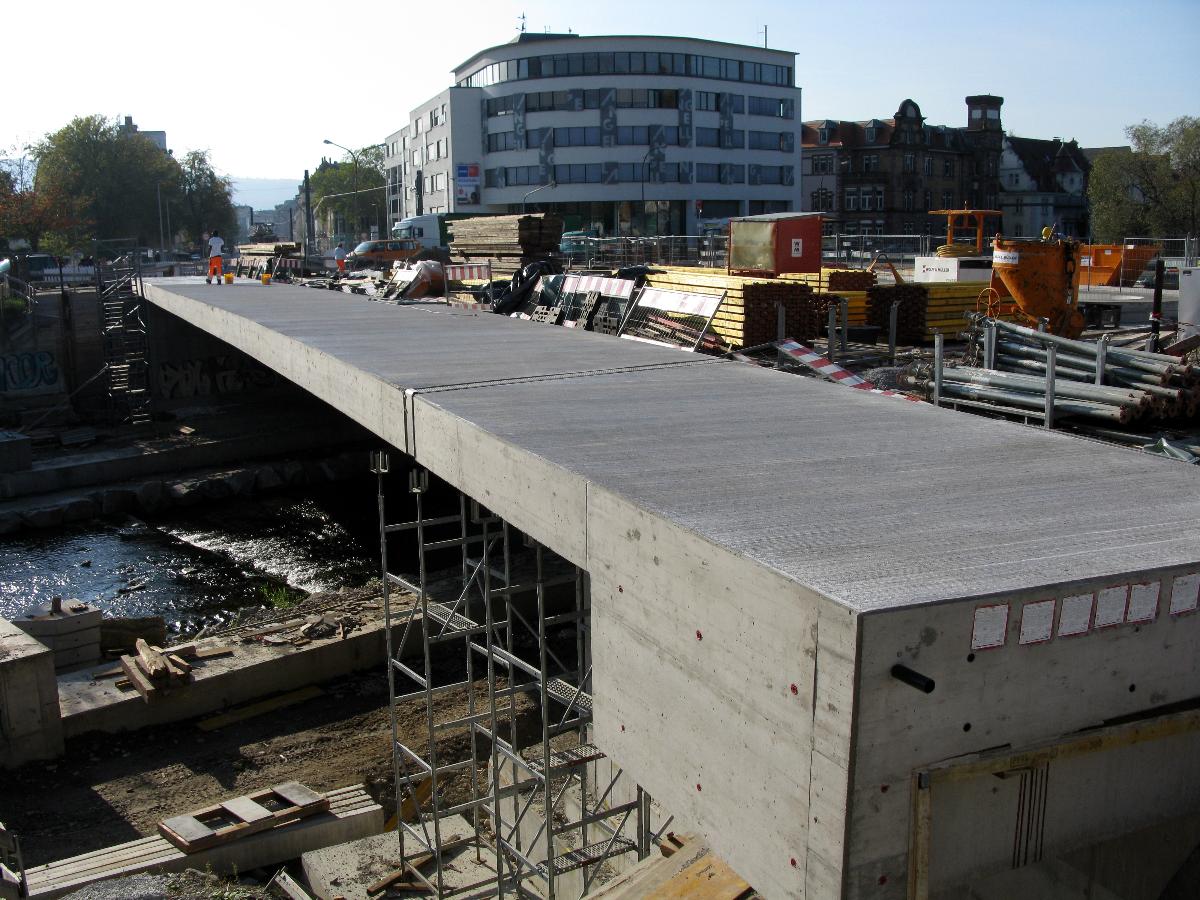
[962, 317, 1200, 423]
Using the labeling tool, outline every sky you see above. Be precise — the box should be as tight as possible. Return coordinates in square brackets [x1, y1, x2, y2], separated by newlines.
[4, 0, 1197, 207]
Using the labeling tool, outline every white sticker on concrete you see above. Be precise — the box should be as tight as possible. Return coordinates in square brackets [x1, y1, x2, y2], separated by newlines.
[972, 604, 1009, 650]
[1057, 593, 1093, 637]
[1019, 600, 1056, 644]
[1094, 585, 1129, 628]
[1170, 573, 1200, 616]
[1126, 582, 1160, 623]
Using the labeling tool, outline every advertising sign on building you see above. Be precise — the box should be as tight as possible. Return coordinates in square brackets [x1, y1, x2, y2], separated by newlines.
[455, 164, 481, 205]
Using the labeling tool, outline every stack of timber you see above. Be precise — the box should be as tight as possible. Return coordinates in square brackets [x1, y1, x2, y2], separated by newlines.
[644, 268, 815, 348]
[449, 214, 563, 277]
[117, 638, 195, 702]
[864, 282, 1011, 343]
[159, 782, 328, 852]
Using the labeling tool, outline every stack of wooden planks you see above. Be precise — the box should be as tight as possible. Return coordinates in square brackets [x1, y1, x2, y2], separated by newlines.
[864, 282, 1011, 343]
[644, 269, 814, 349]
[159, 782, 328, 853]
[449, 214, 563, 277]
[115, 638, 202, 700]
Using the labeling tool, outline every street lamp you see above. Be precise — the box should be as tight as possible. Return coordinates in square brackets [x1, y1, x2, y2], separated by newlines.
[522, 180, 556, 214]
[640, 148, 654, 236]
[323, 139, 359, 242]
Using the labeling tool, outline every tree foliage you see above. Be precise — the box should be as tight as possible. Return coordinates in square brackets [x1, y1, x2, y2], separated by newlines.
[308, 145, 385, 240]
[176, 150, 236, 245]
[1088, 116, 1200, 241]
[29, 115, 235, 251]
[0, 153, 91, 253]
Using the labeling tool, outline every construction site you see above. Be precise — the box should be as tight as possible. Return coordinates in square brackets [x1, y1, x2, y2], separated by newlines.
[2, 209, 1200, 900]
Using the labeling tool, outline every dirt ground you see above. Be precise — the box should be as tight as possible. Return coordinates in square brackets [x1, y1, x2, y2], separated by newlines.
[3, 665, 512, 868]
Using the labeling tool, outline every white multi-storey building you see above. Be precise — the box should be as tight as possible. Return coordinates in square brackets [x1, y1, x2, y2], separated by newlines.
[384, 32, 801, 237]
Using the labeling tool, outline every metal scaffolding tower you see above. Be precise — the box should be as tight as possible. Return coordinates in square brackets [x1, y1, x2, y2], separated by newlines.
[375, 454, 655, 898]
[96, 250, 152, 426]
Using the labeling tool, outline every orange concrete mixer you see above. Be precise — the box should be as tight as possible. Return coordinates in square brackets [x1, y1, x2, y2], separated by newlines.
[989, 231, 1086, 338]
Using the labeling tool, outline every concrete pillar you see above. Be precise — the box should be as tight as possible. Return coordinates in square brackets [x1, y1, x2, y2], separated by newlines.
[0, 618, 64, 768]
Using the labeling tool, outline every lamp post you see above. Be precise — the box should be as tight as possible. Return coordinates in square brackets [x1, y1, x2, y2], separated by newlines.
[323, 139, 359, 242]
[640, 148, 654, 236]
[522, 180, 555, 214]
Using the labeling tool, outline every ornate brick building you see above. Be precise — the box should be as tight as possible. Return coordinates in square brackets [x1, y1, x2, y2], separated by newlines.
[800, 96, 1004, 237]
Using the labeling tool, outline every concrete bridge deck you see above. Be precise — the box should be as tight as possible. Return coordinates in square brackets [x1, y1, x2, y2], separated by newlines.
[142, 278, 1200, 898]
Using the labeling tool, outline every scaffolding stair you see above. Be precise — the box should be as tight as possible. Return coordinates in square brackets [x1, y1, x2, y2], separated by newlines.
[97, 259, 152, 427]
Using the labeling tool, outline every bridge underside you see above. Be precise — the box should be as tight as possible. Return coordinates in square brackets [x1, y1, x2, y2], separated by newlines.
[142, 278, 1200, 898]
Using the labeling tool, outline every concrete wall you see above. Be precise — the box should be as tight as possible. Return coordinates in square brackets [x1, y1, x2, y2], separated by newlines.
[846, 566, 1200, 897]
[0, 618, 64, 768]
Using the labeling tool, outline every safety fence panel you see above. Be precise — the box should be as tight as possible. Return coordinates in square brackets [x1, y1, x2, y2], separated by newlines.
[559, 274, 636, 328]
[444, 262, 493, 308]
[617, 286, 726, 351]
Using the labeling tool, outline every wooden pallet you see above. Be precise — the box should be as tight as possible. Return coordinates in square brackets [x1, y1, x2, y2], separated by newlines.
[158, 782, 327, 853]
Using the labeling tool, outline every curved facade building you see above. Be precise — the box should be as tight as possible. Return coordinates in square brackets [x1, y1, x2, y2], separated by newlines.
[384, 33, 801, 236]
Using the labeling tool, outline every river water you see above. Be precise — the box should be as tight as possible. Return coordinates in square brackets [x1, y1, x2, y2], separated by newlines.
[0, 482, 380, 635]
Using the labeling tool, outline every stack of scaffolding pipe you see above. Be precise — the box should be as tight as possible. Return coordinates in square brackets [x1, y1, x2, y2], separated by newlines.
[964, 316, 1200, 420]
[946, 367, 1153, 410]
[933, 379, 1135, 423]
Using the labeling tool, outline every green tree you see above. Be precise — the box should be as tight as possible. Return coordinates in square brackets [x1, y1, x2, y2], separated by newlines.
[33, 115, 179, 246]
[1088, 116, 1200, 241]
[175, 150, 235, 246]
[0, 154, 91, 253]
[309, 145, 385, 242]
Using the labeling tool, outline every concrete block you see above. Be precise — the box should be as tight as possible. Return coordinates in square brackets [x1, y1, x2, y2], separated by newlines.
[0, 617, 64, 768]
[48, 641, 100, 671]
[14, 601, 102, 637]
[0, 432, 32, 474]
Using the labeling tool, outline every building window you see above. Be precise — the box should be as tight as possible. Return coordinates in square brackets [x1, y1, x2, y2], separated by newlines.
[696, 163, 720, 183]
[862, 154, 880, 173]
[942, 190, 953, 208]
[902, 190, 913, 211]
[615, 125, 680, 145]
[876, 188, 885, 209]
[552, 163, 603, 184]
[811, 155, 833, 175]
[866, 126, 877, 143]
[923, 157, 933, 176]
[923, 190, 932, 210]
[844, 190, 858, 211]
[553, 126, 602, 147]
[862, 190, 874, 211]
[748, 96, 792, 118]
[485, 168, 501, 188]
[818, 128, 829, 145]
[458, 51, 791, 88]
[943, 159, 954, 176]
[749, 130, 793, 151]
[487, 131, 518, 152]
[696, 91, 718, 111]
[810, 189, 833, 211]
[903, 153, 915, 173]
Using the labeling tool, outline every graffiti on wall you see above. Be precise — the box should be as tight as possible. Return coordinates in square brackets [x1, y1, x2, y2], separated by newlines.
[1, 351, 61, 394]
[157, 355, 277, 400]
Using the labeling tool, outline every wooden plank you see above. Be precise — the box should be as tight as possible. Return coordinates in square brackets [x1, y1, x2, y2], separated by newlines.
[160, 816, 215, 846]
[167, 654, 192, 674]
[135, 639, 169, 680]
[197, 685, 324, 732]
[271, 869, 315, 900]
[644, 851, 752, 899]
[118, 656, 158, 702]
[221, 797, 273, 825]
[272, 781, 324, 809]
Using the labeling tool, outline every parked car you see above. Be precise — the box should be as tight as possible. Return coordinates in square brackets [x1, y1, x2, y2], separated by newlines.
[1135, 265, 1180, 290]
[559, 230, 599, 255]
[346, 239, 420, 269]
